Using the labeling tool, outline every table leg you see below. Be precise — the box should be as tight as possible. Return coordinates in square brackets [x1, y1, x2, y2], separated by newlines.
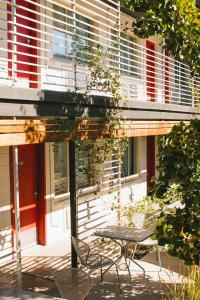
[129, 257, 145, 277]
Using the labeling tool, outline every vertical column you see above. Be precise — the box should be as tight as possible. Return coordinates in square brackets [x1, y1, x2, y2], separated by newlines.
[147, 136, 155, 195]
[13, 145, 22, 287]
[69, 141, 78, 268]
[116, 1, 121, 224]
[72, 0, 77, 91]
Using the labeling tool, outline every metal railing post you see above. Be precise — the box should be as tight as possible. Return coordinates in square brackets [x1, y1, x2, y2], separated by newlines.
[12, 0, 17, 86]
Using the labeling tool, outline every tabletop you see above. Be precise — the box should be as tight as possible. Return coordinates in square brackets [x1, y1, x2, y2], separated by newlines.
[94, 226, 153, 243]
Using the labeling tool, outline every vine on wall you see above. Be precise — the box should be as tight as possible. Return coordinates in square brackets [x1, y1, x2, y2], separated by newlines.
[154, 120, 200, 266]
[58, 43, 128, 187]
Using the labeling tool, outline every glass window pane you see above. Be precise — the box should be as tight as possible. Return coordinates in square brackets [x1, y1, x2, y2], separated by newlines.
[67, 34, 73, 61]
[76, 14, 92, 62]
[120, 34, 136, 75]
[121, 138, 135, 177]
[53, 5, 65, 30]
[78, 149, 91, 189]
[53, 30, 66, 59]
[54, 142, 69, 196]
[121, 144, 129, 177]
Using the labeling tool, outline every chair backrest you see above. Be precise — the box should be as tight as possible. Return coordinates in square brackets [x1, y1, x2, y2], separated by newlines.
[144, 210, 161, 230]
[71, 236, 89, 265]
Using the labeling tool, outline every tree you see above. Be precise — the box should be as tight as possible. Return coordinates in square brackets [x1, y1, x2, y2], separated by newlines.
[154, 120, 200, 265]
[121, 0, 200, 76]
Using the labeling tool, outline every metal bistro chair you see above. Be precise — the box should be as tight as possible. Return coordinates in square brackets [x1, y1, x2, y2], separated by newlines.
[129, 211, 162, 272]
[71, 236, 121, 289]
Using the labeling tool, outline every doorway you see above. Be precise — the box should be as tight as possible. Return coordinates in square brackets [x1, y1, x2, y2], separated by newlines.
[7, 0, 37, 88]
[146, 40, 156, 102]
[10, 144, 46, 250]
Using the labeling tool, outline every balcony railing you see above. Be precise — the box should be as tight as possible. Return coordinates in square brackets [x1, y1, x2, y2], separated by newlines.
[0, 0, 199, 107]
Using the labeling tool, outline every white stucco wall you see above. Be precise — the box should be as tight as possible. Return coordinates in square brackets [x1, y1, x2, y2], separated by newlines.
[0, 147, 12, 263]
[45, 143, 71, 245]
[44, 137, 147, 244]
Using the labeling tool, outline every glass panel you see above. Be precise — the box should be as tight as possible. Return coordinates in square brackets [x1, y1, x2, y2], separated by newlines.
[53, 30, 66, 59]
[120, 33, 136, 75]
[77, 148, 91, 189]
[121, 143, 129, 177]
[53, 5, 73, 61]
[110, 29, 119, 68]
[121, 138, 135, 177]
[76, 14, 92, 62]
[53, 5, 65, 30]
[54, 142, 69, 196]
[67, 33, 73, 61]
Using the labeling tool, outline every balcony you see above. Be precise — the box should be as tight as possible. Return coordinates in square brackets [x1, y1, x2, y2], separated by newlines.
[0, 0, 199, 118]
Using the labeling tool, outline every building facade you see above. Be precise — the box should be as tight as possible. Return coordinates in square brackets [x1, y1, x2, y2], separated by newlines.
[0, 0, 199, 263]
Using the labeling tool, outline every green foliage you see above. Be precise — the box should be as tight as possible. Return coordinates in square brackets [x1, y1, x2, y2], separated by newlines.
[165, 265, 200, 300]
[58, 44, 128, 187]
[121, 0, 200, 76]
[154, 120, 200, 265]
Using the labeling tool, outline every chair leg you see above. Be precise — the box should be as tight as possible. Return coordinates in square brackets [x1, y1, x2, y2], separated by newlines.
[128, 244, 137, 268]
[115, 264, 121, 293]
[132, 244, 138, 259]
[156, 245, 161, 270]
[100, 267, 103, 282]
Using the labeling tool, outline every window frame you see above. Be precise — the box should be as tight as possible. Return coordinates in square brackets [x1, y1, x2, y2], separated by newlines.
[121, 137, 136, 178]
[120, 32, 137, 76]
[52, 5, 93, 64]
[53, 142, 70, 198]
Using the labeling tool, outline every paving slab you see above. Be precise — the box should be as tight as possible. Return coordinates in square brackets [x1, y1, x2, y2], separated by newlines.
[54, 268, 92, 300]
[0, 288, 61, 300]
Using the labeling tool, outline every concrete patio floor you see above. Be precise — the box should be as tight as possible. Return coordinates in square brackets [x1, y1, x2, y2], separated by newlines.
[0, 239, 187, 300]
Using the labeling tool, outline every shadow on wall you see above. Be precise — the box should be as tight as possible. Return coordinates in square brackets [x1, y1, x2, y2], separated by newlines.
[0, 218, 12, 260]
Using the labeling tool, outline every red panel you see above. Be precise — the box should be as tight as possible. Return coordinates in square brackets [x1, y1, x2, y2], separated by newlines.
[18, 144, 37, 230]
[147, 136, 155, 195]
[7, 0, 38, 88]
[10, 144, 46, 249]
[146, 41, 156, 102]
[37, 144, 46, 246]
[164, 50, 170, 103]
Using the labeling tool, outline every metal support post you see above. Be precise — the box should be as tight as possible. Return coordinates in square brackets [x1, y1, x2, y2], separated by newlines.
[13, 146, 22, 288]
[69, 141, 78, 268]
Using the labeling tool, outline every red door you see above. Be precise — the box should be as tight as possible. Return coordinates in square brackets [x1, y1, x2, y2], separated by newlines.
[146, 41, 156, 102]
[10, 144, 46, 249]
[147, 136, 155, 195]
[7, 0, 37, 88]
[18, 145, 38, 243]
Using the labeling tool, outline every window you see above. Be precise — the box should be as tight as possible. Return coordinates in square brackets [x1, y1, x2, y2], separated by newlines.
[77, 145, 94, 189]
[53, 5, 92, 63]
[111, 30, 137, 76]
[54, 142, 69, 196]
[121, 138, 136, 177]
[120, 33, 137, 76]
[174, 61, 192, 105]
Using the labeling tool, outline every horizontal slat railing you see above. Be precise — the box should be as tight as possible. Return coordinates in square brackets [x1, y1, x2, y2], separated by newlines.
[0, 0, 199, 107]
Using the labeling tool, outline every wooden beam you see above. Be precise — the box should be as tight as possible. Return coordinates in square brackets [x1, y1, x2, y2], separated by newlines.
[0, 119, 182, 146]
